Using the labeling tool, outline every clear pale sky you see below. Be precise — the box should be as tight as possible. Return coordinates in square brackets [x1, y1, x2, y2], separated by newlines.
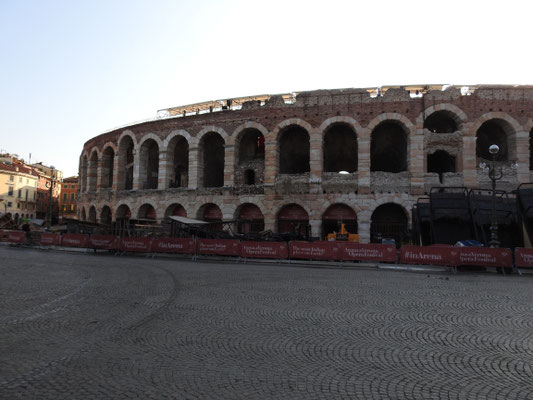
[1, 0, 531, 177]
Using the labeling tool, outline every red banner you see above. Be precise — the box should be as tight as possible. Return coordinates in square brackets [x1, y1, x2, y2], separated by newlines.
[40, 232, 61, 246]
[289, 241, 341, 261]
[400, 245, 454, 266]
[7, 231, 26, 244]
[196, 239, 241, 256]
[342, 243, 397, 263]
[61, 234, 90, 248]
[452, 247, 512, 268]
[89, 234, 119, 250]
[119, 237, 153, 253]
[514, 248, 533, 268]
[152, 238, 195, 254]
[240, 241, 288, 259]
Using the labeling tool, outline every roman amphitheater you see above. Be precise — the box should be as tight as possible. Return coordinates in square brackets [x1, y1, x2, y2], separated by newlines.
[77, 85, 533, 244]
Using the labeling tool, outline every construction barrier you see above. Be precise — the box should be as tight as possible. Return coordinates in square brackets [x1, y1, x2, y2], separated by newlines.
[342, 243, 397, 263]
[40, 232, 61, 246]
[61, 233, 90, 248]
[240, 241, 288, 259]
[119, 237, 153, 253]
[7, 231, 26, 244]
[152, 238, 195, 254]
[289, 241, 342, 261]
[196, 239, 241, 257]
[511, 247, 533, 268]
[400, 245, 455, 267]
[88, 234, 119, 250]
[453, 247, 512, 268]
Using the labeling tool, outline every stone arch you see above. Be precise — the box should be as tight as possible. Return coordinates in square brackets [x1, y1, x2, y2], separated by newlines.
[322, 121, 358, 173]
[87, 149, 99, 192]
[321, 203, 358, 239]
[278, 124, 310, 174]
[80, 155, 88, 193]
[162, 129, 192, 149]
[234, 202, 265, 233]
[100, 205, 112, 225]
[101, 143, 116, 189]
[164, 203, 187, 218]
[233, 123, 266, 186]
[270, 118, 314, 142]
[417, 104, 468, 130]
[115, 203, 132, 219]
[276, 203, 310, 237]
[88, 205, 97, 223]
[472, 114, 521, 161]
[137, 203, 157, 220]
[196, 126, 229, 143]
[165, 133, 189, 188]
[117, 133, 136, 190]
[138, 137, 160, 189]
[230, 122, 269, 146]
[198, 131, 225, 188]
[370, 202, 409, 246]
[370, 120, 409, 172]
[367, 113, 415, 135]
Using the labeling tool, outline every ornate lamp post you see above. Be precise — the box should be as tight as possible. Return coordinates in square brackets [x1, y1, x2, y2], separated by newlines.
[488, 144, 503, 248]
[46, 167, 57, 226]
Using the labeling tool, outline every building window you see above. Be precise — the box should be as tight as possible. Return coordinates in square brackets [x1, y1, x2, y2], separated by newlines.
[70, 193, 75, 202]
[18, 189, 21, 198]
[7, 202, 12, 207]
[25, 189, 28, 201]
[9, 175, 14, 182]
[63, 193, 67, 202]
[17, 203, 20, 209]
[8, 187, 13, 196]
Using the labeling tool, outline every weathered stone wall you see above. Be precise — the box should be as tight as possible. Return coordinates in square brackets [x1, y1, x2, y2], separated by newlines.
[78, 85, 533, 243]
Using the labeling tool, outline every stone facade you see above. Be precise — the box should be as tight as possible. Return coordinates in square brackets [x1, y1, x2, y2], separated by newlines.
[78, 85, 533, 243]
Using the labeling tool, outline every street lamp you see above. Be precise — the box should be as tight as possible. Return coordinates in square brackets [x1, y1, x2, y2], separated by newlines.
[488, 144, 503, 248]
[45, 167, 57, 226]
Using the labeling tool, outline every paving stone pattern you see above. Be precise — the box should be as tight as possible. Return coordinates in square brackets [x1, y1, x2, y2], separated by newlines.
[1, 246, 533, 399]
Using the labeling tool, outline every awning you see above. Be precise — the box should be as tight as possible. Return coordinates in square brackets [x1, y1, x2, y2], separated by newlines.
[168, 215, 209, 225]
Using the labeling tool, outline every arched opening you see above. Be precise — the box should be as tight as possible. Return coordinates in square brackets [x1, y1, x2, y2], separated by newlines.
[530, 128, 533, 171]
[322, 204, 357, 239]
[323, 124, 357, 173]
[80, 207, 87, 221]
[476, 119, 512, 161]
[100, 205, 112, 225]
[164, 203, 187, 218]
[139, 139, 159, 189]
[427, 150, 456, 183]
[424, 111, 458, 133]
[80, 156, 88, 192]
[236, 129, 265, 186]
[277, 204, 309, 237]
[169, 136, 188, 188]
[244, 169, 255, 185]
[88, 206, 97, 223]
[200, 132, 224, 188]
[88, 151, 98, 192]
[138, 204, 157, 220]
[236, 203, 264, 234]
[279, 125, 310, 174]
[370, 203, 408, 246]
[198, 203, 223, 230]
[101, 147, 114, 188]
[117, 136, 134, 190]
[238, 129, 265, 163]
[370, 122, 407, 172]
[116, 204, 131, 219]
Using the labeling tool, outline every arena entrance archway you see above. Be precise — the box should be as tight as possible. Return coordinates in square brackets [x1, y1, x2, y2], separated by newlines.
[277, 204, 309, 237]
[164, 204, 187, 218]
[138, 204, 157, 220]
[322, 204, 357, 239]
[100, 205, 112, 225]
[370, 203, 408, 246]
[236, 203, 264, 234]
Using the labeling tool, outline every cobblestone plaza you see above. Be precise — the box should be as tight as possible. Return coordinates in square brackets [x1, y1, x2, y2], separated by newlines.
[1, 246, 533, 399]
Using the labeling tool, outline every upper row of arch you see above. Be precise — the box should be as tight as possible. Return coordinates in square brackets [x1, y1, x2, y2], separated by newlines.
[81, 106, 533, 158]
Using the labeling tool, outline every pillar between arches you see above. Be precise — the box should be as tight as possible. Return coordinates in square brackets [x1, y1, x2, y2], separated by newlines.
[188, 147, 199, 189]
[264, 141, 277, 185]
[158, 150, 171, 190]
[224, 145, 235, 187]
[132, 151, 141, 191]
